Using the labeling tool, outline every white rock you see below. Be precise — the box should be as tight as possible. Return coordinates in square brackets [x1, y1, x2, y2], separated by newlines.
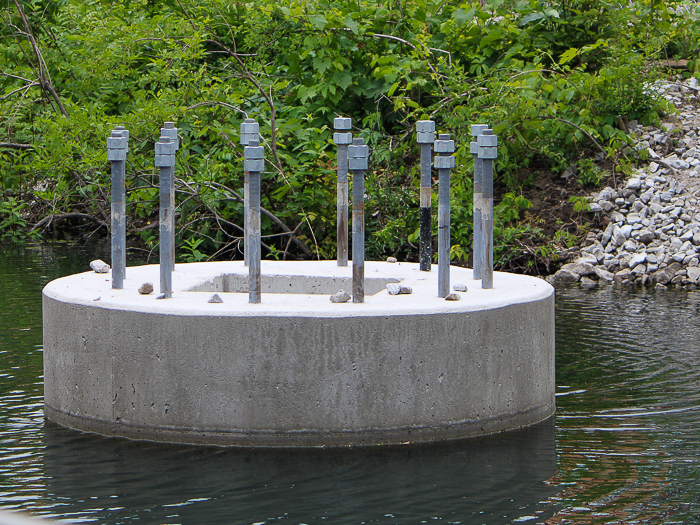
[330, 290, 351, 302]
[668, 158, 691, 170]
[625, 177, 642, 191]
[613, 226, 626, 245]
[637, 230, 655, 244]
[90, 260, 110, 273]
[687, 266, 700, 283]
[610, 211, 625, 223]
[629, 253, 647, 268]
[387, 283, 412, 295]
[595, 266, 614, 281]
[626, 213, 642, 225]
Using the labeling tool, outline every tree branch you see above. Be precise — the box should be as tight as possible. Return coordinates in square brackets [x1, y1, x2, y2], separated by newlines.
[201, 179, 313, 257]
[187, 100, 248, 117]
[12, 0, 67, 116]
[0, 142, 36, 150]
[534, 115, 606, 157]
[30, 213, 107, 232]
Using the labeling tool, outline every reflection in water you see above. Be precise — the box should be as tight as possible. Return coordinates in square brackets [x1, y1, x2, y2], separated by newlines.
[41, 419, 556, 524]
[552, 286, 700, 523]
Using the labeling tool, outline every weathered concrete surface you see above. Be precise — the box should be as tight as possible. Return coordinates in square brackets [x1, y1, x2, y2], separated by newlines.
[43, 261, 555, 447]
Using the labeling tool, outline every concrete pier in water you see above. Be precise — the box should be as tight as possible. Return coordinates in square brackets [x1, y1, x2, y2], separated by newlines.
[42, 260, 555, 447]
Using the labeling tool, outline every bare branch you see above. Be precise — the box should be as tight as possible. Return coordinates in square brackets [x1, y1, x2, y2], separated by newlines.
[12, 0, 67, 116]
[187, 100, 248, 117]
[0, 71, 35, 83]
[534, 116, 606, 157]
[0, 142, 36, 150]
[201, 179, 313, 257]
[0, 82, 39, 101]
[372, 33, 416, 48]
[30, 213, 107, 232]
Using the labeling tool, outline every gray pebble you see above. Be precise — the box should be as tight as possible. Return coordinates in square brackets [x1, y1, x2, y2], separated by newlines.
[330, 290, 351, 303]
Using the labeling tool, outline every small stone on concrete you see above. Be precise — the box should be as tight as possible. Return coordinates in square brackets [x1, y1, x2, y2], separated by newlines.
[90, 259, 110, 273]
[208, 293, 223, 303]
[453, 284, 468, 292]
[387, 257, 398, 263]
[445, 293, 461, 301]
[387, 283, 412, 295]
[330, 289, 351, 303]
[138, 282, 154, 295]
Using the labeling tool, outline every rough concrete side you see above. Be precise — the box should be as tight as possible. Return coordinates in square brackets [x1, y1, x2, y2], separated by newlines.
[43, 292, 555, 447]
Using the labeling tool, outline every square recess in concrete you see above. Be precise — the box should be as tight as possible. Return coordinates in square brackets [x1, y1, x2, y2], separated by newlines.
[185, 274, 400, 295]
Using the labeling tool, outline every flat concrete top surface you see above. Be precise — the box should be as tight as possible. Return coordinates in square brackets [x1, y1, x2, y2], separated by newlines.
[43, 260, 553, 318]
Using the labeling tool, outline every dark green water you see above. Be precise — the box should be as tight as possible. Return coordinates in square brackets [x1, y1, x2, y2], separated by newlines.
[1, 243, 699, 524]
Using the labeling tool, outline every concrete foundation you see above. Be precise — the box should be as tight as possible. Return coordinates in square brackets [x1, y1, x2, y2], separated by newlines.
[43, 261, 555, 447]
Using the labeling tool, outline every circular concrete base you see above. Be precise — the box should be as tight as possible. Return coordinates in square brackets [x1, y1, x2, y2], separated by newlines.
[43, 260, 555, 447]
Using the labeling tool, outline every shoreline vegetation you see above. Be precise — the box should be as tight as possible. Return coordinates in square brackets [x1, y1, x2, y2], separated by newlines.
[2, 0, 700, 275]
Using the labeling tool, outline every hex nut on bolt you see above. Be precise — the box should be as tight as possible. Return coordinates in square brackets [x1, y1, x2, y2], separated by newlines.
[434, 156, 456, 169]
[471, 124, 489, 137]
[348, 141, 369, 171]
[416, 120, 435, 133]
[334, 117, 352, 131]
[434, 136, 455, 154]
[477, 134, 499, 148]
[333, 132, 353, 145]
[240, 118, 259, 146]
[160, 122, 179, 150]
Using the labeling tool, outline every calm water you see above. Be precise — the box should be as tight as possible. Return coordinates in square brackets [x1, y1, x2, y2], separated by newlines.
[1, 243, 700, 524]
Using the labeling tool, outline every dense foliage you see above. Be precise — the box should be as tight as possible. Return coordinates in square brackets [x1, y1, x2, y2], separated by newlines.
[1, 0, 697, 268]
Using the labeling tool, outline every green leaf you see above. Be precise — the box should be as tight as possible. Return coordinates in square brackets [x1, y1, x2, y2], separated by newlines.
[453, 7, 475, 27]
[559, 47, 580, 65]
[309, 14, 328, 30]
[519, 12, 545, 26]
[343, 16, 359, 35]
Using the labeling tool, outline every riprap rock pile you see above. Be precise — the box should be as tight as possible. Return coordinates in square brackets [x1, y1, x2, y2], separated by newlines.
[550, 76, 700, 289]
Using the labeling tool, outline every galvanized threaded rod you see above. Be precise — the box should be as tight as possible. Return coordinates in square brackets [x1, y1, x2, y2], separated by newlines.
[417, 120, 435, 272]
[244, 139, 264, 304]
[160, 122, 179, 273]
[240, 118, 259, 266]
[333, 117, 352, 266]
[478, 129, 498, 289]
[435, 134, 456, 298]
[470, 124, 488, 280]
[108, 127, 128, 289]
[349, 137, 369, 303]
[155, 136, 176, 298]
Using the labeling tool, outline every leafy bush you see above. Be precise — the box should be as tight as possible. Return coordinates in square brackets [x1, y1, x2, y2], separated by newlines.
[0, 0, 688, 269]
